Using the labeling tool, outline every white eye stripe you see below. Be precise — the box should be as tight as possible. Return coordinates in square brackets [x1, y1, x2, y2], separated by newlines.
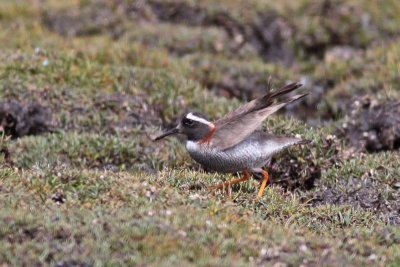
[186, 112, 213, 126]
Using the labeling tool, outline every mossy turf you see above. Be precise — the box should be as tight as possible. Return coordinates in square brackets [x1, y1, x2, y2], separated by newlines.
[1, 0, 400, 266]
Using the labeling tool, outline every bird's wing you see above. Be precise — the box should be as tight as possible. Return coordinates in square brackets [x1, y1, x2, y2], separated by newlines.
[211, 83, 306, 150]
[214, 82, 302, 126]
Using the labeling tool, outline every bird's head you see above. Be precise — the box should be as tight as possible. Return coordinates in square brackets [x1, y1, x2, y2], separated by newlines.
[154, 112, 215, 142]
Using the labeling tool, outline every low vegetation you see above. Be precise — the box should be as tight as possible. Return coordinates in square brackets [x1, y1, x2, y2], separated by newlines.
[1, 0, 399, 265]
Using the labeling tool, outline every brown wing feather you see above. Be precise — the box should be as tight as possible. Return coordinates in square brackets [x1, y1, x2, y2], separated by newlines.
[212, 83, 306, 150]
[215, 82, 302, 126]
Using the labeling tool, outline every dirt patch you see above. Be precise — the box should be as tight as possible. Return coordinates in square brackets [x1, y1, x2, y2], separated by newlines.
[337, 97, 400, 152]
[0, 101, 54, 138]
[268, 151, 321, 191]
[310, 176, 400, 225]
[42, 2, 125, 39]
[0, 135, 13, 166]
[145, 1, 206, 25]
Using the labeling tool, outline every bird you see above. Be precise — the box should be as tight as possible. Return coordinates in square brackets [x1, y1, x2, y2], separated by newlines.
[154, 82, 310, 199]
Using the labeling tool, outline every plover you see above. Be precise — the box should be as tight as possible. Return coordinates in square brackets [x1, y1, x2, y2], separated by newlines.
[155, 82, 309, 199]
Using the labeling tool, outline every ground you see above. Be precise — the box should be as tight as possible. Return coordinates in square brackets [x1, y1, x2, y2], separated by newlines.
[0, 0, 400, 266]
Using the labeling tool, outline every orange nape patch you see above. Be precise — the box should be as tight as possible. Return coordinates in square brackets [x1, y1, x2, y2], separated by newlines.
[198, 124, 216, 145]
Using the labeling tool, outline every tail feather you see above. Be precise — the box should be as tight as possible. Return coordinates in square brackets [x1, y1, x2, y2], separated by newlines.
[286, 93, 308, 104]
[258, 93, 308, 117]
[268, 82, 303, 100]
[255, 82, 303, 112]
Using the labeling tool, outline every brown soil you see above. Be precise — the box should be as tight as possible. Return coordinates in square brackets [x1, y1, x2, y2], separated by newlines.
[268, 151, 321, 191]
[0, 101, 54, 138]
[338, 97, 400, 152]
[310, 177, 400, 225]
[42, 1, 125, 39]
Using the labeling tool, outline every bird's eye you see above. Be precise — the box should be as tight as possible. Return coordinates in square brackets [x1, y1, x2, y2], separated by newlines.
[183, 118, 194, 126]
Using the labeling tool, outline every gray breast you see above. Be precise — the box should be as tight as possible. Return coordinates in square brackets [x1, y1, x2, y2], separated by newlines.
[186, 131, 299, 173]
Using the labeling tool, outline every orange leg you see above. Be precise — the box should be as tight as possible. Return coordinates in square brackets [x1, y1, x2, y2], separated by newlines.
[255, 170, 269, 199]
[207, 171, 250, 191]
[227, 185, 232, 199]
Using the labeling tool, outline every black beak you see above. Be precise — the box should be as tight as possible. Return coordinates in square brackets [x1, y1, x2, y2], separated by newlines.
[154, 127, 179, 141]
